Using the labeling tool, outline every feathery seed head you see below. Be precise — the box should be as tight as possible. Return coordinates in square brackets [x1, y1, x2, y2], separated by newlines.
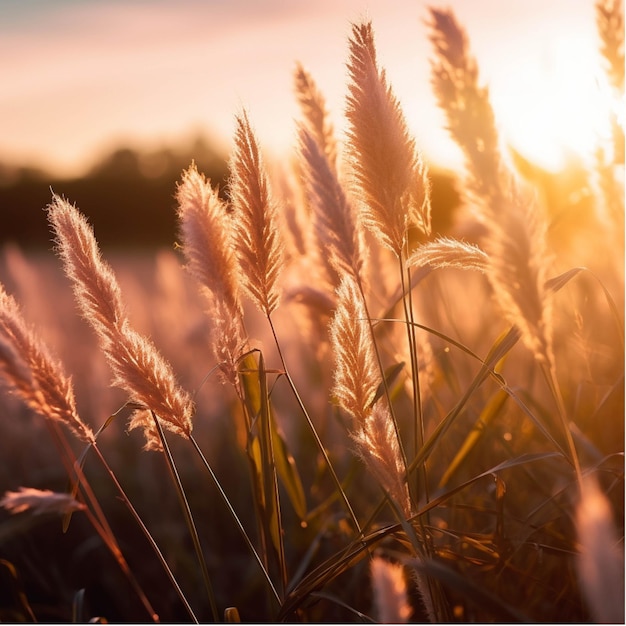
[299, 127, 366, 285]
[229, 111, 284, 315]
[1, 487, 86, 516]
[176, 164, 247, 383]
[370, 556, 412, 623]
[48, 195, 194, 448]
[576, 475, 625, 623]
[352, 402, 412, 518]
[47, 195, 126, 345]
[176, 163, 241, 316]
[429, 10, 555, 367]
[428, 7, 502, 204]
[330, 276, 411, 516]
[294, 63, 337, 168]
[346, 21, 431, 256]
[329, 275, 379, 422]
[407, 237, 489, 273]
[484, 179, 555, 366]
[0, 283, 92, 442]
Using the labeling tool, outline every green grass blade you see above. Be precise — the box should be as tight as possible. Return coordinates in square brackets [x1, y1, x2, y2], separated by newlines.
[256, 352, 288, 591]
[408, 326, 522, 475]
[438, 389, 509, 487]
[270, 416, 307, 520]
[239, 350, 291, 589]
[546, 266, 624, 347]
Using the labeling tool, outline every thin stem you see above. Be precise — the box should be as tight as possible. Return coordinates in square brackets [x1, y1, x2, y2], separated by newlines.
[188, 434, 282, 607]
[266, 313, 362, 535]
[89, 443, 199, 623]
[44, 420, 159, 622]
[398, 257, 426, 510]
[356, 281, 411, 507]
[540, 362, 583, 488]
[400, 259, 424, 459]
[150, 413, 219, 622]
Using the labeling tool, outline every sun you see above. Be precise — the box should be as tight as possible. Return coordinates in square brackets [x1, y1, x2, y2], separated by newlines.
[491, 34, 621, 172]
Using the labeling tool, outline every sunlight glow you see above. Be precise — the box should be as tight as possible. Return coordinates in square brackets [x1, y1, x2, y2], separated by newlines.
[0, 1, 617, 177]
[492, 35, 616, 171]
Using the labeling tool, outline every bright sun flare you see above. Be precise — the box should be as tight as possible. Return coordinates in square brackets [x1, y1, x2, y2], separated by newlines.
[492, 35, 621, 171]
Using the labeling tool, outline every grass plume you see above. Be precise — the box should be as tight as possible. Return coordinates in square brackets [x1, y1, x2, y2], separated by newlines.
[47, 195, 194, 450]
[299, 127, 366, 285]
[0, 283, 93, 443]
[370, 556, 412, 623]
[576, 475, 625, 622]
[346, 21, 431, 256]
[294, 63, 337, 168]
[229, 111, 284, 316]
[429, 8, 556, 368]
[330, 275, 411, 517]
[407, 237, 488, 273]
[176, 163, 247, 384]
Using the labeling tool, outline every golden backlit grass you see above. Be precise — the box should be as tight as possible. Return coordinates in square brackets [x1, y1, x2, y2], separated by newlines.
[0, 1, 623, 623]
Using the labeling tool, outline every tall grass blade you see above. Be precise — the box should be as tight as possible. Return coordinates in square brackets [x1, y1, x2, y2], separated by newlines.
[407, 326, 521, 475]
[546, 266, 624, 347]
[438, 389, 509, 487]
[238, 350, 306, 527]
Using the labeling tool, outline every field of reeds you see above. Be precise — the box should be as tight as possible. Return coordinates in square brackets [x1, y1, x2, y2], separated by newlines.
[0, 2, 623, 623]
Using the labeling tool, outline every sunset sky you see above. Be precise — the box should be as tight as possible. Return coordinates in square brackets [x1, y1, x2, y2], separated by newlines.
[0, 0, 610, 177]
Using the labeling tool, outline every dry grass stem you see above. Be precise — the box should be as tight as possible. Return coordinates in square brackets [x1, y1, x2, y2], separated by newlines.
[0, 284, 93, 442]
[176, 163, 247, 384]
[346, 21, 431, 256]
[47, 195, 194, 449]
[229, 111, 284, 316]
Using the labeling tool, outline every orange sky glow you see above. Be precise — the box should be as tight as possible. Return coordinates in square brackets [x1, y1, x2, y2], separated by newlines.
[0, 0, 612, 177]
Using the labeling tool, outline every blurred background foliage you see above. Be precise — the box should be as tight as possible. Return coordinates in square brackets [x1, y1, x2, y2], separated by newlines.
[0, 134, 229, 249]
[0, 133, 471, 251]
